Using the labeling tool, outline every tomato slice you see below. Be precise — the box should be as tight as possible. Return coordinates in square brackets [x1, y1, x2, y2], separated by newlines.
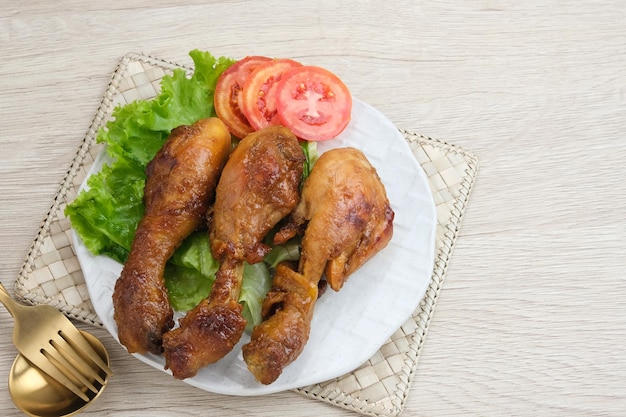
[276, 66, 352, 141]
[214, 56, 272, 138]
[241, 59, 302, 130]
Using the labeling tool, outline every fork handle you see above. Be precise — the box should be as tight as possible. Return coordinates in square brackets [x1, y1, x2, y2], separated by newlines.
[0, 282, 20, 318]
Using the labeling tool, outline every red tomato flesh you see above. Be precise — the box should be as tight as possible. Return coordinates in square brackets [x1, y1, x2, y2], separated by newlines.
[276, 66, 352, 141]
[214, 56, 271, 138]
[241, 59, 302, 130]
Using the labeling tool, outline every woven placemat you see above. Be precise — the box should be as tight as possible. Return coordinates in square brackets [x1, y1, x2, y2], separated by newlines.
[14, 53, 478, 417]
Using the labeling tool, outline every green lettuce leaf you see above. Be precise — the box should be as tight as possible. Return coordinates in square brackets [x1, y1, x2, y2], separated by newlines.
[64, 157, 146, 263]
[241, 262, 272, 331]
[168, 231, 219, 277]
[300, 141, 318, 180]
[163, 232, 218, 311]
[264, 236, 302, 269]
[163, 264, 213, 312]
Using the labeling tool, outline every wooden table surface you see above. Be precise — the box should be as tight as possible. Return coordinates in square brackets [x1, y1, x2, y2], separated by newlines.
[1, 1, 625, 416]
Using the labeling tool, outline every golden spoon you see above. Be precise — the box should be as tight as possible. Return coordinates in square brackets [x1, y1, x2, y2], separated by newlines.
[8, 329, 111, 416]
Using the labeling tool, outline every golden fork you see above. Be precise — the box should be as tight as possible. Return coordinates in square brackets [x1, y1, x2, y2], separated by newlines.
[0, 282, 112, 402]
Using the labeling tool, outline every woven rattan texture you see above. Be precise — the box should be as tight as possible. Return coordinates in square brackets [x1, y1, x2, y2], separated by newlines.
[14, 53, 478, 416]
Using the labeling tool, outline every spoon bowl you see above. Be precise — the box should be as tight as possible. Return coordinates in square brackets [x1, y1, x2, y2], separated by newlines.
[9, 330, 110, 417]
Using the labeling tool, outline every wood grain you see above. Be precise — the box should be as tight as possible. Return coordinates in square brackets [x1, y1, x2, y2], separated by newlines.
[1, 1, 625, 416]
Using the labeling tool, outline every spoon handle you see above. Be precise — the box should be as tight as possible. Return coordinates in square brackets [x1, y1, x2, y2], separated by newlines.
[0, 282, 21, 319]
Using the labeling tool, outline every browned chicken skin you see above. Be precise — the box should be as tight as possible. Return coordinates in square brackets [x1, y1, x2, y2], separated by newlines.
[112, 118, 231, 355]
[163, 126, 305, 379]
[243, 147, 394, 384]
[294, 147, 394, 291]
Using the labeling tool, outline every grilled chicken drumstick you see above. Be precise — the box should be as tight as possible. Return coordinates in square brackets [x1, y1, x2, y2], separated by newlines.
[163, 126, 305, 379]
[243, 147, 394, 384]
[112, 118, 231, 355]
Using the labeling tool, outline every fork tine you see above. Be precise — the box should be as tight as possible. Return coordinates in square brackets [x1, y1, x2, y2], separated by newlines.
[42, 344, 99, 396]
[48, 336, 105, 388]
[29, 351, 91, 402]
[59, 326, 112, 376]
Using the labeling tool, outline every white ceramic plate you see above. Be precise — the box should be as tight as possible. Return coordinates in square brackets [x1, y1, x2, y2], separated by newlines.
[74, 99, 437, 395]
